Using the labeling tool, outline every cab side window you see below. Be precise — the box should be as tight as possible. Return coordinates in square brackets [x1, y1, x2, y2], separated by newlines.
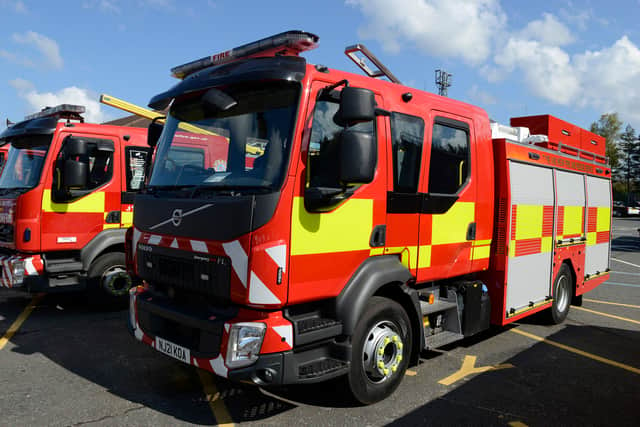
[125, 147, 150, 192]
[391, 113, 424, 193]
[53, 137, 114, 202]
[428, 119, 470, 194]
[307, 98, 374, 189]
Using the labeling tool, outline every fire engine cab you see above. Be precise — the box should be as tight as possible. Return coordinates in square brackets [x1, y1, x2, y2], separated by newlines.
[0, 104, 150, 304]
[127, 31, 612, 403]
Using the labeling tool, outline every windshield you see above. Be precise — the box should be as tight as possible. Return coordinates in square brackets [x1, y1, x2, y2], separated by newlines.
[148, 81, 300, 195]
[0, 137, 51, 189]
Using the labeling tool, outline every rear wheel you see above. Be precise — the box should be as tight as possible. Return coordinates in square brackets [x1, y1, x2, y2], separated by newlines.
[87, 252, 132, 308]
[546, 263, 572, 324]
[348, 296, 412, 404]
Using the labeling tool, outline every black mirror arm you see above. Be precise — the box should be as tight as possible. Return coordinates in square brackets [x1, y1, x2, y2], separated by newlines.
[375, 107, 390, 117]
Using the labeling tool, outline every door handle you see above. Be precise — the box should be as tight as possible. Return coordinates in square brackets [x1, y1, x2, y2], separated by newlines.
[370, 225, 386, 247]
[466, 222, 476, 241]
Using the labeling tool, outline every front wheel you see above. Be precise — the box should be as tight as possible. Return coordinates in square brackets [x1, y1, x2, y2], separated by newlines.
[546, 263, 572, 324]
[348, 296, 413, 405]
[87, 252, 132, 308]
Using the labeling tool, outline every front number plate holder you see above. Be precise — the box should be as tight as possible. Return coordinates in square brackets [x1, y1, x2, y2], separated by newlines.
[156, 336, 191, 364]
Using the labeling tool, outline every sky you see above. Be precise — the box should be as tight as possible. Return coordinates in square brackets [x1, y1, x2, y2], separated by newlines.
[1, 0, 640, 134]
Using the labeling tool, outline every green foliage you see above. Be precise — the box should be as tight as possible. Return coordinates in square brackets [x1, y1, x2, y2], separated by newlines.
[592, 115, 640, 203]
[590, 113, 622, 169]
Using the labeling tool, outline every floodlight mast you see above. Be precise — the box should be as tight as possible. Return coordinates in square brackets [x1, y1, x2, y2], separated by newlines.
[435, 69, 452, 97]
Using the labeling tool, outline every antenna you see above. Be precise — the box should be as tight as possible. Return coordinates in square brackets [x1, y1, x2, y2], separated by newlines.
[435, 69, 452, 97]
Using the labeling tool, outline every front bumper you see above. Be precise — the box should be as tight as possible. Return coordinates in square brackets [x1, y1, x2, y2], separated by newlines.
[129, 287, 349, 385]
[129, 287, 295, 381]
[0, 254, 44, 289]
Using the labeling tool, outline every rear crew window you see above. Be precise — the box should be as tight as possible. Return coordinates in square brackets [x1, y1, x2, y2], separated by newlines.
[390, 113, 424, 193]
[428, 119, 470, 195]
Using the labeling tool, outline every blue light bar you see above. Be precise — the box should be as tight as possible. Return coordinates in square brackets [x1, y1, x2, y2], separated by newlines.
[24, 104, 85, 121]
[171, 30, 319, 79]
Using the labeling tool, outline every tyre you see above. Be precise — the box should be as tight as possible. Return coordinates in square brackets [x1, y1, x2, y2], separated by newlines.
[348, 296, 413, 404]
[546, 263, 572, 324]
[87, 252, 132, 308]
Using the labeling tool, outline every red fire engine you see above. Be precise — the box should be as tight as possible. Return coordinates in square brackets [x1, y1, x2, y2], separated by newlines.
[127, 31, 612, 403]
[0, 104, 151, 304]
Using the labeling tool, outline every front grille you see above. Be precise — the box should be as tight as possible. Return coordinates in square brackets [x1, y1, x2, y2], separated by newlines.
[137, 245, 231, 300]
[0, 224, 14, 243]
[136, 295, 227, 358]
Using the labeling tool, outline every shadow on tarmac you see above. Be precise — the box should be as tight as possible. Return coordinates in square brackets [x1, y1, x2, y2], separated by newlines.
[2, 292, 638, 425]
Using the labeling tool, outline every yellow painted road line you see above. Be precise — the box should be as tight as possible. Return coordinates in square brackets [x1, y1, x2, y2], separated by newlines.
[197, 370, 235, 426]
[510, 328, 640, 375]
[438, 355, 514, 386]
[508, 422, 529, 427]
[405, 369, 417, 376]
[584, 298, 640, 309]
[572, 306, 640, 325]
[0, 294, 43, 351]
[611, 257, 640, 269]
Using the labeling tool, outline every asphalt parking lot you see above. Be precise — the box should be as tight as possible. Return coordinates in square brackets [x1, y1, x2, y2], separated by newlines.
[1, 218, 638, 426]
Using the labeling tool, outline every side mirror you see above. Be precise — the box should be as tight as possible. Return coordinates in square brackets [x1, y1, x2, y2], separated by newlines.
[64, 137, 88, 157]
[335, 87, 376, 125]
[63, 159, 88, 190]
[339, 129, 376, 185]
[148, 120, 164, 148]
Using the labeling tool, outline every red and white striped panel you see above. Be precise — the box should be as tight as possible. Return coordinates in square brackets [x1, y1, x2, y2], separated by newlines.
[0, 254, 44, 288]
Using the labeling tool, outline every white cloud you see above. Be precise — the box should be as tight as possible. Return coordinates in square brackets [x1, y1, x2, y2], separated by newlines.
[82, 0, 121, 13]
[518, 13, 574, 47]
[494, 37, 580, 105]
[12, 31, 63, 69]
[0, 49, 34, 67]
[468, 85, 497, 105]
[346, 0, 507, 65]
[573, 36, 640, 124]
[10, 79, 111, 124]
[0, 0, 27, 13]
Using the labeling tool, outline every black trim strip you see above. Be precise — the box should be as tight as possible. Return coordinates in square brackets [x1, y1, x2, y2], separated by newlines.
[387, 191, 459, 214]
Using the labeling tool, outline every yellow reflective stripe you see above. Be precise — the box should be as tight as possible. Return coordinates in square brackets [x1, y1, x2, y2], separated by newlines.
[418, 245, 431, 269]
[384, 246, 418, 269]
[506, 299, 552, 317]
[103, 224, 120, 230]
[472, 239, 492, 247]
[597, 207, 610, 231]
[509, 240, 516, 258]
[121, 211, 133, 227]
[587, 232, 597, 246]
[432, 202, 475, 245]
[541, 236, 553, 253]
[514, 205, 543, 240]
[471, 244, 490, 260]
[42, 189, 105, 213]
[563, 206, 583, 236]
[291, 197, 373, 256]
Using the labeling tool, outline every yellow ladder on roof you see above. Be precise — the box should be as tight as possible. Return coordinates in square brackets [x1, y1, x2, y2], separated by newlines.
[99, 94, 262, 155]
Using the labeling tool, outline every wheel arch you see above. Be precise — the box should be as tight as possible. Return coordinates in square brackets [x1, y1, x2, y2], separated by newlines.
[335, 256, 424, 363]
[80, 229, 126, 271]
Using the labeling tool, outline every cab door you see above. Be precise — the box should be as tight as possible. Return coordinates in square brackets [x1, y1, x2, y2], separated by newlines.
[417, 113, 477, 282]
[384, 111, 427, 276]
[41, 133, 121, 250]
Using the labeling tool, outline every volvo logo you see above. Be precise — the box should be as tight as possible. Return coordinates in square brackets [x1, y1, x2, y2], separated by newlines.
[171, 209, 183, 227]
[149, 203, 214, 230]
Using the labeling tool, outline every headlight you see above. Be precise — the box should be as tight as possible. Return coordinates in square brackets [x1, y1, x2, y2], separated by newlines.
[226, 322, 266, 368]
[10, 259, 25, 285]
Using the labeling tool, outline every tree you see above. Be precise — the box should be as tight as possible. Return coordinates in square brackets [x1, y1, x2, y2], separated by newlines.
[618, 125, 640, 203]
[590, 113, 622, 169]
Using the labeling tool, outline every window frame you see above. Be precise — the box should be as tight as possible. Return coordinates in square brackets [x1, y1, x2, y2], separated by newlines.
[428, 116, 471, 196]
